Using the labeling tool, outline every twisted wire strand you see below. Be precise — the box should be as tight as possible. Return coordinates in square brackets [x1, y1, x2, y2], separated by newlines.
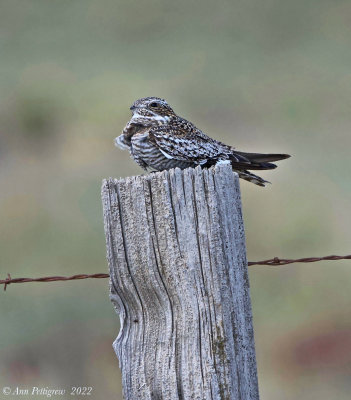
[1, 254, 350, 291]
[248, 254, 351, 266]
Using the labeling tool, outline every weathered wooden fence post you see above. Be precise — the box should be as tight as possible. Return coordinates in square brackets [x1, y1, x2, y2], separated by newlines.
[102, 164, 259, 400]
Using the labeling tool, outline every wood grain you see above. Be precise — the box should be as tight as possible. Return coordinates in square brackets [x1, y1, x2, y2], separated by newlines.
[102, 164, 259, 400]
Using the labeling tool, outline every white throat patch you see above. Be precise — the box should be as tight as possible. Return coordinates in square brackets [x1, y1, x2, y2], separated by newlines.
[131, 112, 170, 123]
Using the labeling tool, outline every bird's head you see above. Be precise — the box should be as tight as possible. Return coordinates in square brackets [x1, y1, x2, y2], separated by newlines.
[129, 97, 176, 125]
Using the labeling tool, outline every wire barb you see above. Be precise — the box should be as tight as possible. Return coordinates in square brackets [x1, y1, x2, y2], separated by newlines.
[1, 254, 350, 291]
[1, 273, 109, 291]
[248, 254, 351, 266]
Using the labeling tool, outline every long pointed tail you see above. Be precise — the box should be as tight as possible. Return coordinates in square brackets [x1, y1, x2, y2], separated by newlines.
[229, 151, 290, 186]
[230, 151, 290, 170]
[236, 170, 270, 187]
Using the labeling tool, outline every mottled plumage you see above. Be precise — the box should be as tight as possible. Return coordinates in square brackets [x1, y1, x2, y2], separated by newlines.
[115, 97, 290, 186]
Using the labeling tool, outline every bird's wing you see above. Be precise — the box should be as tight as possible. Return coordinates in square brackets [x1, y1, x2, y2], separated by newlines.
[115, 133, 131, 150]
[149, 120, 248, 164]
[115, 122, 150, 150]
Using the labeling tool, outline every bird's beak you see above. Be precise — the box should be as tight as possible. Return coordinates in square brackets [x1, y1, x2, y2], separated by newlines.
[130, 105, 136, 111]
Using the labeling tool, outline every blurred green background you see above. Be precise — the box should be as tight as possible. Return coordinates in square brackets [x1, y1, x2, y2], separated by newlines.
[1, 0, 351, 399]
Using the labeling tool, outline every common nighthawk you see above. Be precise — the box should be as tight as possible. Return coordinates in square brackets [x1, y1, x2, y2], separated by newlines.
[115, 97, 290, 186]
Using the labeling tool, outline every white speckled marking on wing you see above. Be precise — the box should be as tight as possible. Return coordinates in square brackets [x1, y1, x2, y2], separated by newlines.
[159, 148, 174, 159]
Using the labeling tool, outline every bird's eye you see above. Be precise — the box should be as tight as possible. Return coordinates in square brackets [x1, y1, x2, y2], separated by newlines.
[149, 102, 159, 108]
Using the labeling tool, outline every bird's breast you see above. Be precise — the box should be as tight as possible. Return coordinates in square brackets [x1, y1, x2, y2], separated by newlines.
[131, 130, 159, 161]
[130, 130, 191, 171]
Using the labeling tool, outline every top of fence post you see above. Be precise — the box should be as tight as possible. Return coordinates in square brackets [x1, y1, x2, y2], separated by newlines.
[102, 164, 259, 400]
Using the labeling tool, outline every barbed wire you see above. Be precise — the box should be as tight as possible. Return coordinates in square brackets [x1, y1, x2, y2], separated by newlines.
[1, 254, 350, 291]
[247, 254, 351, 266]
[0, 273, 109, 291]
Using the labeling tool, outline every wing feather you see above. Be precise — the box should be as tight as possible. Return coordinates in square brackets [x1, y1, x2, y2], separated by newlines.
[148, 118, 247, 164]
